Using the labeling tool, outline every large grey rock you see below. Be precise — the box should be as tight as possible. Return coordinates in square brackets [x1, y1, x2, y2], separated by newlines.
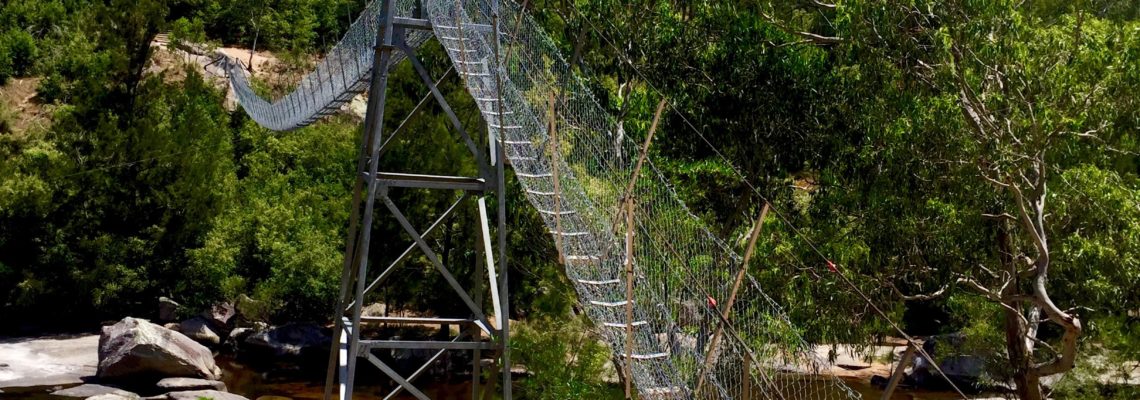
[202, 303, 235, 328]
[227, 328, 254, 345]
[51, 384, 139, 399]
[243, 323, 329, 357]
[97, 317, 222, 380]
[158, 297, 181, 323]
[87, 394, 139, 400]
[155, 377, 226, 392]
[910, 333, 985, 392]
[163, 390, 247, 400]
[179, 317, 221, 346]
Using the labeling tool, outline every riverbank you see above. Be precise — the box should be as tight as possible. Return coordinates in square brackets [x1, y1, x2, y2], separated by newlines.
[0, 333, 982, 400]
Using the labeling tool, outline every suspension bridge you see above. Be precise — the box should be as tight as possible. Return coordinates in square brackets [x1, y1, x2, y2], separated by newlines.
[218, 0, 866, 398]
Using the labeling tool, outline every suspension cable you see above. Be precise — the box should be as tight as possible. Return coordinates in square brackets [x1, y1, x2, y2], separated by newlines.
[559, 3, 972, 398]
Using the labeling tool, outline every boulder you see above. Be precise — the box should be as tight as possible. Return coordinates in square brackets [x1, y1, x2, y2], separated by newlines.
[361, 303, 386, 317]
[179, 317, 221, 346]
[909, 333, 985, 393]
[88, 394, 140, 400]
[243, 323, 330, 357]
[202, 303, 235, 328]
[163, 390, 247, 400]
[158, 297, 181, 323]
[51, 384, 139, 399]
[235, 295, 268, 323]
[155, 377, 226, 392]
[97, 317, 222, 381]
[227, 328, 254, 345]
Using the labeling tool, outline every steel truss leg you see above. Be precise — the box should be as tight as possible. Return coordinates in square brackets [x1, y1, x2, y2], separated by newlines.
[322, 1, 511, 398]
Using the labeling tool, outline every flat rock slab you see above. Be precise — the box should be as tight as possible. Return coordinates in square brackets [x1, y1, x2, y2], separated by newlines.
[0, 334, 99, 389]
[156, 377, 226, 392]
[51, 383, 139, 399]
[163, 390, 248, 400]
[89, 394, 141, 400]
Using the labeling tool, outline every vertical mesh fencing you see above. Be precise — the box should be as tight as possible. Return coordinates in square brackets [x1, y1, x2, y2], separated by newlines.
[219, 0, 430, 131]
[227, 0, 863, 398]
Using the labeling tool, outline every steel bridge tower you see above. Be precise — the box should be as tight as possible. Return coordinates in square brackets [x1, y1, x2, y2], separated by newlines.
[323, 0, 512, 398]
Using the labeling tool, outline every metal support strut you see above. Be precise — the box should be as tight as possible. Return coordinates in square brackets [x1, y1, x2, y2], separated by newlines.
[322, 2, 511, 398]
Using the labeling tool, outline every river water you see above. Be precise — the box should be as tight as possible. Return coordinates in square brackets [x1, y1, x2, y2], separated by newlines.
[215, 354, 969, 400]
[0, 347, 972, 400]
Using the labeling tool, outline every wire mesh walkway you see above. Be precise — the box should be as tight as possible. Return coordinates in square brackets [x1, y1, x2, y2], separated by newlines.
[221, 0, 861, 399]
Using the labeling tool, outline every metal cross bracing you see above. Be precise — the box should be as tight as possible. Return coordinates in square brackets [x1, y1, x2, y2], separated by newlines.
[221, 0, 866, 399]
[319, 4, 513, 400]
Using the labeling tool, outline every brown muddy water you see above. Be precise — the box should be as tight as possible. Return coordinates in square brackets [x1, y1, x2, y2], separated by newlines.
[0, 354, 977, 400]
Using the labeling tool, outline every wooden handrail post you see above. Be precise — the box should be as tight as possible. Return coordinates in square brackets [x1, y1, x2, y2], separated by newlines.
[881, 341, 918, 400]
[696, 202, 770, 395]
[742, 355, 753, 400]
[623, 196, 636, 399]
[549, 94, 565, 263]
[619, 99, 667, 399]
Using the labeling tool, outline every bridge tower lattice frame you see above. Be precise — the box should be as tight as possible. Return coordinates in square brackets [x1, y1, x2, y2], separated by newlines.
[322, 1, 512, 398]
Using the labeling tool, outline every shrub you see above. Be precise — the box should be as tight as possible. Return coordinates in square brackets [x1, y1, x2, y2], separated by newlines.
[512, 315, 621, 399]
[0, 29, 37, 83]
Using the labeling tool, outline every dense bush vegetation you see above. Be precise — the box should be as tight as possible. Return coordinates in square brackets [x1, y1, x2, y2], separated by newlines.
[0, 0, 1138, 397]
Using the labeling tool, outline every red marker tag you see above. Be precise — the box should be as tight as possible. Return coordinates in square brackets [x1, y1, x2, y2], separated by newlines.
[826, 260, 838, 273]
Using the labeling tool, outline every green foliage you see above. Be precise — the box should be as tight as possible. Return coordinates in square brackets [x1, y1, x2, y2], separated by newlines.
[187, 117, 357, 322]
[512, 315, 621, 399]
[1, 3, 1138, 398]
[0, 28, 37, 83]
[179, 0, 364, 53]
[0, 67, 234, 325]
[170, 17, 208, 48]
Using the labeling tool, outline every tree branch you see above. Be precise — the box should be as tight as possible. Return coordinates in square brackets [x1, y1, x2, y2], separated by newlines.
[890, 281, 952, 301]
[760, 11, 844, 45]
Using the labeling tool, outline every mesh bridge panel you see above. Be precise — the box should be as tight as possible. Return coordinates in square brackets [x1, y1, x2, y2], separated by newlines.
[224, 1, 862, 399]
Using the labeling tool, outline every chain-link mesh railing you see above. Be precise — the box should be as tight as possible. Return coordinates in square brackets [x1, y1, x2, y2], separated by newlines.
[218, 0, 430, 131]
[227, 0, 862, 398]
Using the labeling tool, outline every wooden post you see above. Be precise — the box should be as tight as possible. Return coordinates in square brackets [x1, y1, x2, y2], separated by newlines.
[696, 202, 770, 395]
[623, 197, 636, 399]
[618, 99, 667, 399]
[881, 342, 918, 400]
[742, 355, 752, 400]
[549, 94, 565, 263]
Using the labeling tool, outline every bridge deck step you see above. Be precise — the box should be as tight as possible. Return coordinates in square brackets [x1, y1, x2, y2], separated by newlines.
[629, 352, 669, 360]
[516, 172, 553, 178]
[642, 386, 688, 397]
[589, 300, 632, 307]
[602, 320, 648, 328]
[576, 278, 622, 285]
[537, 208, 574, 216]
[565, 255, 601, 262]
[550, 230, 589, 237]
